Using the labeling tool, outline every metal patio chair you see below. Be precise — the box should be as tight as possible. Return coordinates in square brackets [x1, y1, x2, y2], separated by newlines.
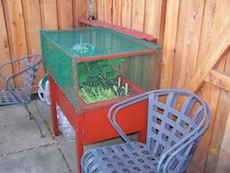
[0, 54, 45, 138]
[81, 89, 211, 173]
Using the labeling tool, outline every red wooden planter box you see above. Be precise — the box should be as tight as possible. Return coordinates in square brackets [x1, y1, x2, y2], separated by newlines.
[49, 75, 148, 173]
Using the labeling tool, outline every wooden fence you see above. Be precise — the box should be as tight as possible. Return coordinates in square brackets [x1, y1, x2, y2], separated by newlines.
[161, 1, 230, 172]
[83, 1, 230, 171]
[0, 0, 87, 89]
[0, 0, 230, 172]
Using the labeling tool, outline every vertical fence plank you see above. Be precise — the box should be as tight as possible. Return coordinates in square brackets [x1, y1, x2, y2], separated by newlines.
[215, 110, 230, 173]
[73, 0, 87, 27]
[40, 0, 58, 29]
[0, 0, 12, 88]
[104, 0, 112, 23]
[97, 0, 104, 20]
[196, 0, 216, 67]
[186, 2, 217, 171]
[159, 0, 180, 89]
[172, 0, 205, 89]
[121, 0, 132, 28]
[131, 0, 145, 32]
[57, 0, 73, 29]
[204, 0, 230, 171]
[205, 82, 230, 173]
[144, 0, 161, 39]
[113, 0, 121, 25]
[129, 0, 145, 87]
[3, 0, 28, 87]
[157, 0, 166, 46]
[22, 0, 41, 54]
[22, 0, 44, 90]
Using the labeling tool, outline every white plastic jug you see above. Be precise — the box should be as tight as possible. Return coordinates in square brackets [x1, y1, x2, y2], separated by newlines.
[38, 74, 50, 105]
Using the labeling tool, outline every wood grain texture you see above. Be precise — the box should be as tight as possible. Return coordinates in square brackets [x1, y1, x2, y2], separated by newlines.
[157, 0, 167, 46]
[206, 89, 230, 173]
[0, 0, 12, 88]
[159, 0, 180, 88]
[40, 0, 58, 29]
[57, 0, 73, 29]
[184, 22, 230, 93]
[96, 0, 104, 20]
[113, 0, 121, 25]
[121, 0, 132, 28]
[215, 110, 230, 173]
[172, 0, 205, 88]
[22, 0, 41, 54]
[214, 53, 230, 173]
[205, 69, 230, 92]
[73, 0, 87, 27]
[196, 0, 216, 68]
[131, 0, 145, 32]
[144, 0, 166, 45]
[3, 0, 28, 87]
[22, 0, 45, 91]
[199, 0, 230, 172]
[104, 0, 112, 23]
[144, 0, 161, 39]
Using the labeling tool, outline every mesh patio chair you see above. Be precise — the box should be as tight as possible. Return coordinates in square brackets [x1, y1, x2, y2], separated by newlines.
[0, 54, 45, 138]
[81, 89, 211, 173]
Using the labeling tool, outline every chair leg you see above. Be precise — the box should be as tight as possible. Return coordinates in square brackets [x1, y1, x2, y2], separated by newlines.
[21, 103, 33, 120]
[22, 103, 45, 138]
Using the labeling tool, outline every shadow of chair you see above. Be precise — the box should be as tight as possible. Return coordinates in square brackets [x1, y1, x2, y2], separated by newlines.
[0, 54, 45, 138]
[81, 89, 211, 173]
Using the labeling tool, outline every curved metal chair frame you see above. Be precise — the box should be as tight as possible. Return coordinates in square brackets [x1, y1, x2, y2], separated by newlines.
[81, 89, 211, 173]
[0, 54, 45, 138]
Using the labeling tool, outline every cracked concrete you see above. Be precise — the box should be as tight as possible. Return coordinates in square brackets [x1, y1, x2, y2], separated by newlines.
[0, 101, 76, 173]
[0, 99, 138, 173]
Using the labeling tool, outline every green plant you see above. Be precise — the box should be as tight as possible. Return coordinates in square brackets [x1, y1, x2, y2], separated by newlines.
[77, 58, 124, 85]
[77, 58, 130, 103]
[78, 79, 131, 104]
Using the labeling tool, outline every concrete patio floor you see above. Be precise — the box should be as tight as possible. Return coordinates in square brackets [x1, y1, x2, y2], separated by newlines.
[0, 100, 134, 173]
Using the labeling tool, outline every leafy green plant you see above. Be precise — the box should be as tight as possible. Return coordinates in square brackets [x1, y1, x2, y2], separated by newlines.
[77, 58, 124, 84]
[77, 58, 130, 103]
[79, 81, 130, 104]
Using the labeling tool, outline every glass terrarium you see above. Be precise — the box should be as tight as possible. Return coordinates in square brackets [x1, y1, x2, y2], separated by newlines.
[40, 26, 161, 113]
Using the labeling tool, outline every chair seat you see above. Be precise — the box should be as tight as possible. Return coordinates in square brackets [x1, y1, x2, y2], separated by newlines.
[0, 88, 30, 105]
[81, 142, 159, 173]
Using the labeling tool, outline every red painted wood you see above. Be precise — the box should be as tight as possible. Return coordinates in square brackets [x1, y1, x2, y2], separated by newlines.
[48, 75, 59, 136]
[75, 115, 84, 173]
[48, 74, 148, 172]
[78, 18, 157, 43]
[83, 100, 148, 144]
[49, 75, 83, 173]
[76, 49, 156, 63]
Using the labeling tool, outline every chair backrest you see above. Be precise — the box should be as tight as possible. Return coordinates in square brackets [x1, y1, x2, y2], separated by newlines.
[23, 55, 42, 96]
[146, 89, 210, 172]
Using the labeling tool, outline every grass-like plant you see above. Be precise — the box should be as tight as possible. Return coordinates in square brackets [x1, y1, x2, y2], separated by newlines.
[77, 58, 131, 103]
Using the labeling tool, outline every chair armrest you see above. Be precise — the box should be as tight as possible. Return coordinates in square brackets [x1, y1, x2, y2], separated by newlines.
[108, 89, 185, 143]
[108, 89, 167, 143]
[5, 56, 42, 88]
[108, 89, 182, 143]
[0, 54, 41, 82]
[108, 92, 150, 143]
[157, 102, 211, 173]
